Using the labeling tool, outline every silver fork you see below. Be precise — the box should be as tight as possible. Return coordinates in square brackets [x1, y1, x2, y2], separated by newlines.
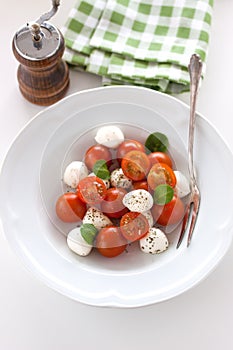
[176, 54, 202, 249]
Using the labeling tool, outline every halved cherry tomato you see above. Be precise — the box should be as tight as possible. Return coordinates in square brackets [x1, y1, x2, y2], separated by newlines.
[56, 192, 86, 223]
[101, 187, 129, 218]
[84, 144, 112, 170]
[95, 226, 127, 258]
[117, 139, 145, 162]
[151, 195, 185, 226]
[120, 212, 149, 242]
[77, 176, 107, 205]
[121, 150, 150, 181]
[132, 180, 148, 191]
[148, 151, 173, 168]
[147, 163, 176, 190]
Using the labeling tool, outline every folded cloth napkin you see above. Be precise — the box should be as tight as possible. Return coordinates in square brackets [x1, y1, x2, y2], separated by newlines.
[62, 0, 213, 93]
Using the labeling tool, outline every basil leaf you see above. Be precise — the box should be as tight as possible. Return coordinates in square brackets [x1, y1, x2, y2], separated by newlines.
[80, 223, 98, 245]
[153, 184, 174, 205]
[93, 159, 110, 180]
[145, 132, 169, 153]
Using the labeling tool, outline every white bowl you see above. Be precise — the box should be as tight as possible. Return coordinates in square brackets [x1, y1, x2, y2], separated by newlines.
[1, 86, 233, 308]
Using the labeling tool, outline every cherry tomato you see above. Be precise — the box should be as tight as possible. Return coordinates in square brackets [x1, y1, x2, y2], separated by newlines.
[77, 176, 107, 205]
[84, 144, 112, 170]
[56, 192, 86, 223]
[147, 163, 176, 190]
[148, 151, 173, 168]
[95, 226, 127, 258]
[151, 195, 185, 226]
[101, 187, 129, 219]
[132, 180, 148, 191]
[108, 158, 120, 173]
[121, 150, 150, 181]
[120, 211, 149, 242]
[117, 139, 145, 161]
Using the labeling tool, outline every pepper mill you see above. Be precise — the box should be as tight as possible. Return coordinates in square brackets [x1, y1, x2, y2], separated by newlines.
[12, 0, 69, 106]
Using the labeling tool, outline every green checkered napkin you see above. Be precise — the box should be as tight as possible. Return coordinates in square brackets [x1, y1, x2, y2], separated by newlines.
[62, 0, 213, 93]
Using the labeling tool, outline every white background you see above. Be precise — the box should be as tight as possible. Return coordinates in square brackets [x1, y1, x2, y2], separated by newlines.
[0, 0, 233, 349]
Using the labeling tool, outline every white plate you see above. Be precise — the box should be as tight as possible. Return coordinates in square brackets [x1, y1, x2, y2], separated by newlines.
[1, 86, 233, 308]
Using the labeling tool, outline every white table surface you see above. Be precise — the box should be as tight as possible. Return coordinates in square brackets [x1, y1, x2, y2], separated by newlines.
[1, 1, 233, 349]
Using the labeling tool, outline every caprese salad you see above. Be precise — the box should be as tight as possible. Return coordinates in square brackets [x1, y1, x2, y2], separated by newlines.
[55, 125, 190, 258]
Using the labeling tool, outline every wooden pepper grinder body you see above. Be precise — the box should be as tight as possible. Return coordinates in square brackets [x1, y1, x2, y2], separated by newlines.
[12, 1, 69, 106]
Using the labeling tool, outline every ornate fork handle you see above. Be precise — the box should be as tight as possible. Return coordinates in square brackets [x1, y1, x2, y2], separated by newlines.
[188, 54, 203, 186]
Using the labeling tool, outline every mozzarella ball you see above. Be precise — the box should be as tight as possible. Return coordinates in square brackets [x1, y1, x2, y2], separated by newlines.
[63, 161, 88, 188]
[88, 172, 110, 189]
[110, 168, 132, 189]
[83, 207, 112, 230]
[174, 170, 190, 198]
[67, 227, 92, 256]
[95, 125, 124, 149]
[142, 210, 154, 227]
[140, 227, 169, 254]
[123, 189, 153, 213]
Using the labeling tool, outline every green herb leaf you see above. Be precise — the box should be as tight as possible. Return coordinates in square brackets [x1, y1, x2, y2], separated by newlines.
[145, 132, 169, 153]
[93, 159, 110, 180]
[153, 184, 174, 205]
[80, 223, 98, 245]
